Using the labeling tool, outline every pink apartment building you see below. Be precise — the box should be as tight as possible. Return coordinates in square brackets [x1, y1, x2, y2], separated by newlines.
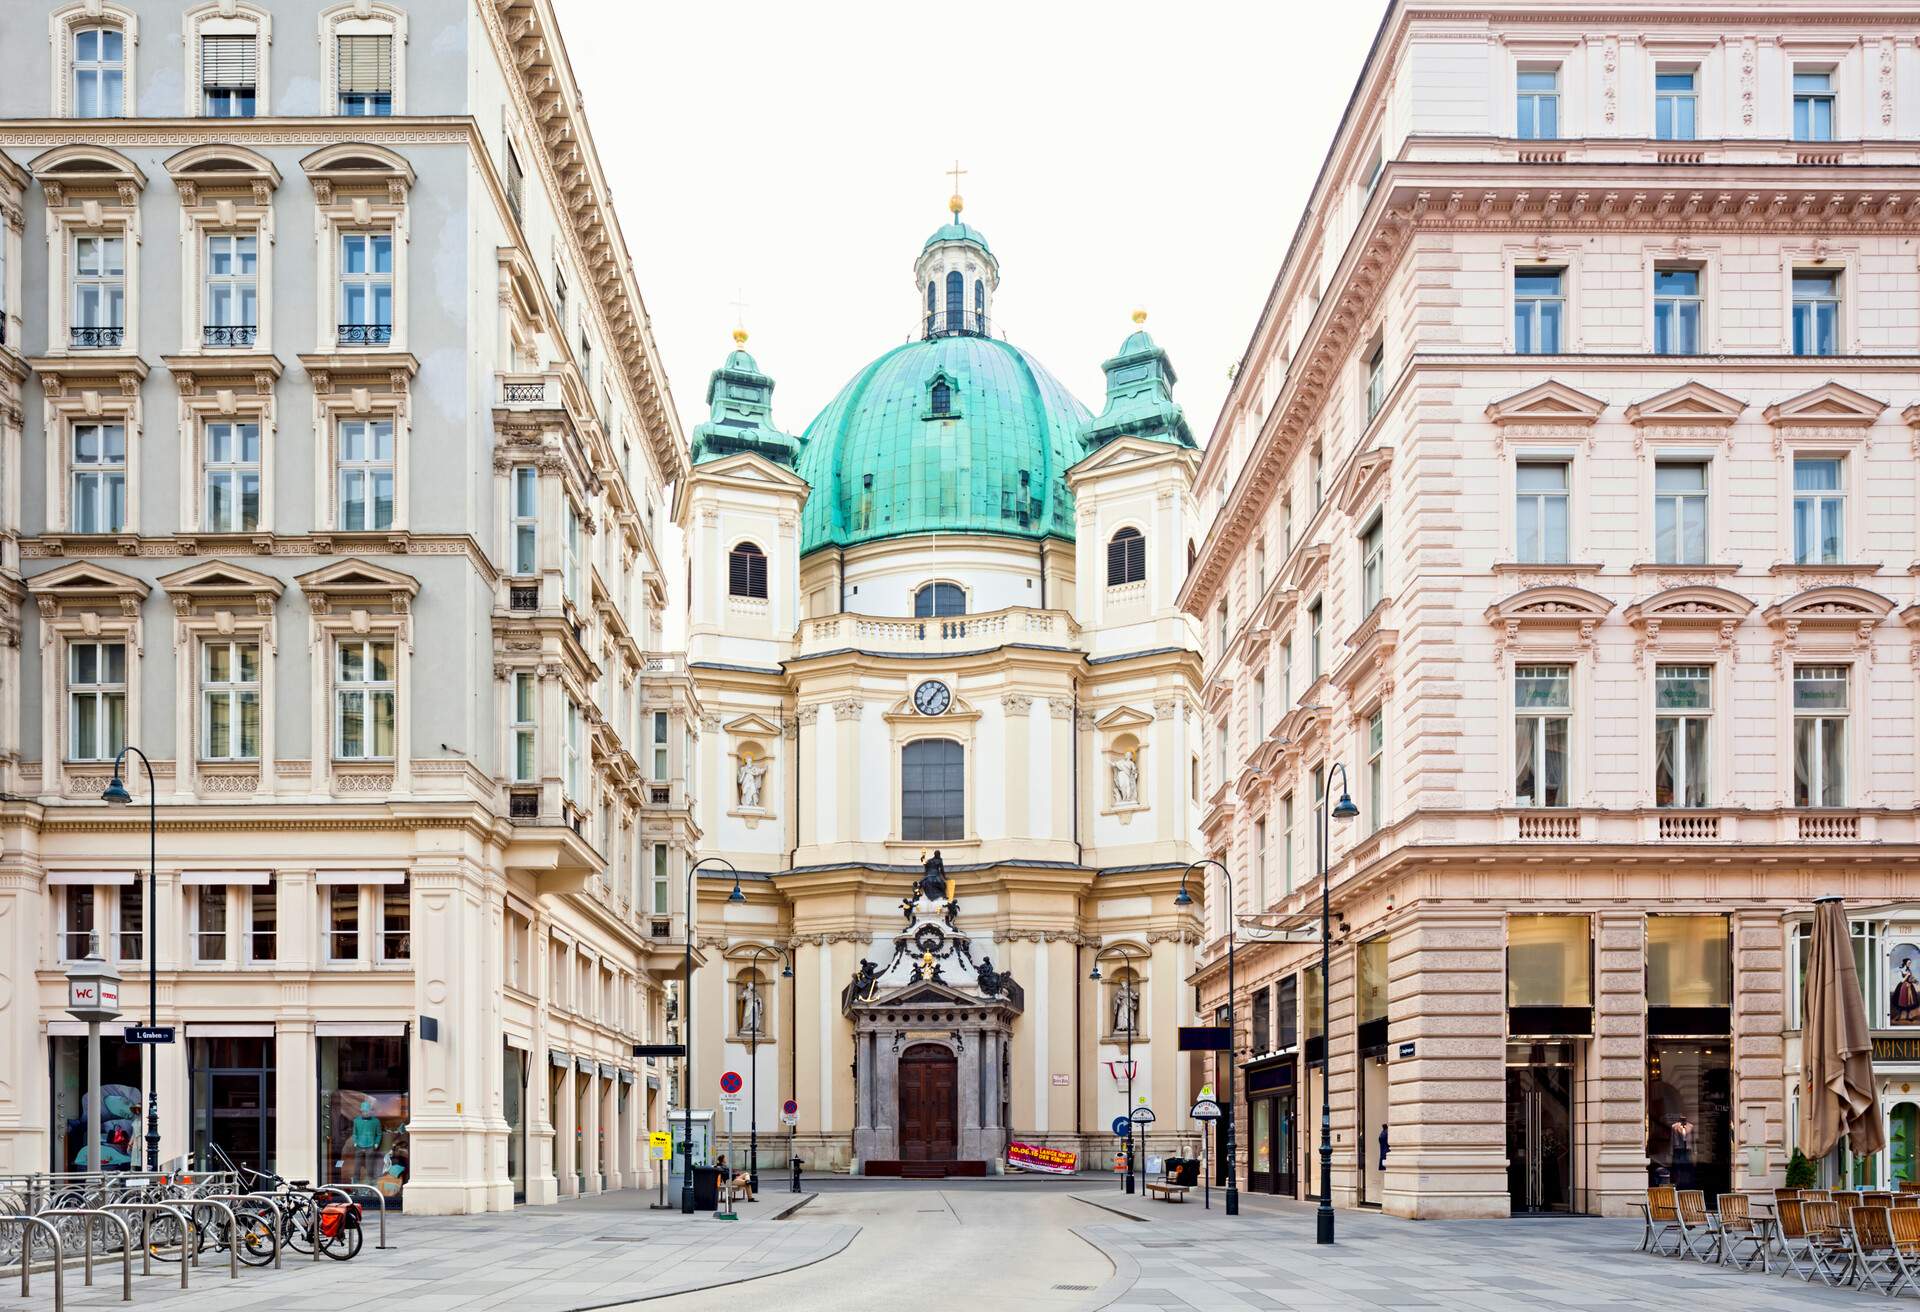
[1183, 0, 1920, 1219]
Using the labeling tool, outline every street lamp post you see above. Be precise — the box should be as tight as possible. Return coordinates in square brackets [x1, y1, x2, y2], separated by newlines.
[1175, 859, 1239, 1216]
[682, 856, 739, 1214]
[739, 942, 790, 1195]
[1088, 946, 1142, 1195]
[101, 748, 157, 1172]
[1315, 767, 1360, 1245]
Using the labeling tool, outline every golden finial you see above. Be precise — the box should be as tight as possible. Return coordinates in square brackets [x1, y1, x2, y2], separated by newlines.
[947, 159, 967, 216]
[1132, 309, 1148, 325]
[732, 327, 749, 346]
[949, 194, 964, 215]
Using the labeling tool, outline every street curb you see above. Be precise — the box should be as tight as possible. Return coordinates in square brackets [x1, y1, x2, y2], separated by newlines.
[1070, 1193, 1148, 1223]
[564, 1218, 858, 1310]
[768, 1191, 816, 1219]
[1070, 1225, 1142, 1311]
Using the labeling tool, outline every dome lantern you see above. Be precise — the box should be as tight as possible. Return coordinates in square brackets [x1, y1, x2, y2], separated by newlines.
[916, 168, 998, 340]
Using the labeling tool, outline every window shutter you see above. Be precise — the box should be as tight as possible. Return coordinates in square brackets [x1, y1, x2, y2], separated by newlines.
[201, 34, 257, 87]
[1107, 536, 1126, 585]
[338, 34, 394, 93]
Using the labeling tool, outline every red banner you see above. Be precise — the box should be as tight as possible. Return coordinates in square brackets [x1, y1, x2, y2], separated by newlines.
[1006, 1141, 1076, 1175]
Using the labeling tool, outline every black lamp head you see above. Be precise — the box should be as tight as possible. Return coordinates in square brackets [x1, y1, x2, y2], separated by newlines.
[1088, 961, 1103, 981]
[1332, 791, 1360, 821]
[1173, 884, 1195, 907]
[100, 775, 133, 805]
[727, 876, 746, 904]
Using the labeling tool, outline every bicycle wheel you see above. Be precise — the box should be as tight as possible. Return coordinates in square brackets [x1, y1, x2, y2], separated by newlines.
[146, 1213, 201, 1262]
[320, 1219, 363, 1261]
[235, 1205, 278, 1266]
[283, 1204, 316, 1254]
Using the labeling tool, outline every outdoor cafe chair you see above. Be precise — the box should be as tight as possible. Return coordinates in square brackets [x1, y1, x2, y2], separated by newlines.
[1801, 1200, 1857, 1287]
[1777, 1200, 1823, 1282]
[1890, 1207, 1920, 1293]
[1708, 1192, 1770, 1272]
[1674, 1190, 1718, 1261]
[1848, 1206, 1910, 1297]
[1642, 1186, 1681, 1256]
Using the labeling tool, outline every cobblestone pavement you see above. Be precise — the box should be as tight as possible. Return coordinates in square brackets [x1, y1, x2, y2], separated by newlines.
[8, 1191, 854, 1311]
[1072, 1191, 1871, 1311]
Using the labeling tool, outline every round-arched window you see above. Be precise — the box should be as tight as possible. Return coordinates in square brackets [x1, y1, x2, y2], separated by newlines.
[728, 541, 768, 599]
[914, 582, 966, 618]
[1108, 527, 1146, 586]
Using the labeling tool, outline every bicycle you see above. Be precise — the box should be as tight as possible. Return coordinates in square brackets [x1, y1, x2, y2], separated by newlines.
[217, 1153, 362, 1262]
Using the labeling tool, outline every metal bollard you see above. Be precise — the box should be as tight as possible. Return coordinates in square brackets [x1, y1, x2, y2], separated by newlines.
[103, 1203, 191, 1290]
[791, 1156, 804, 1194]
[322, 1180, 390, 1250]
[240, 1192, 287, 1269]
[9, 1214, 66, 1310]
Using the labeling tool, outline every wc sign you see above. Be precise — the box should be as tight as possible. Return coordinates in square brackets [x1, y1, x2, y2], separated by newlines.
[67, 977, 119, 1014]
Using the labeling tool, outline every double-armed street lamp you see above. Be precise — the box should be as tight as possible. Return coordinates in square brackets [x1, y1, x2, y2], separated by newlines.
[101, 747, 158, 1172]
[1088, 945, 1143, 1195]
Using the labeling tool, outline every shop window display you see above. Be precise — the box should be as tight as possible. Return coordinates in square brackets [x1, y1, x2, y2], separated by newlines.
[319, 1035, 409, 1204]
[51, 1034, 144, 1171]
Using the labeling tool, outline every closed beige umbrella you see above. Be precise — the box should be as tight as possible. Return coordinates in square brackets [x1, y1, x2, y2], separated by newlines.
[1800, 896, 1883, 1160]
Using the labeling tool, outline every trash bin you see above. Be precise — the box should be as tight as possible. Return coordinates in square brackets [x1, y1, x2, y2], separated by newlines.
[692, 1165, 721, 1210]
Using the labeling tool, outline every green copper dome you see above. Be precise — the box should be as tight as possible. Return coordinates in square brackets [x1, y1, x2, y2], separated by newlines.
[796, 334, 1091, 555]
[922, 220, 992, 255]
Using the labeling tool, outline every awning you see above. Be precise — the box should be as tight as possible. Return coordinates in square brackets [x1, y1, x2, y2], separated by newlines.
[186, 1023, 274, 1037]
[549, 1049, 571, 1069]
[618, 1069, 635, 1086]
[315, 870, 406, 886]
[504, 1033, 531, 1052]
[575, 1055, 595, 1073]
[599, 1062, 616, 1078]
[48, 871, 133, 886]
[181, 871, 269, 886]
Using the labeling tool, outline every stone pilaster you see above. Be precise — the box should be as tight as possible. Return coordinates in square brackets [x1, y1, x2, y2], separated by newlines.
[1592, 911, 1649, 1216]
[1732, 910, 1787, 1192]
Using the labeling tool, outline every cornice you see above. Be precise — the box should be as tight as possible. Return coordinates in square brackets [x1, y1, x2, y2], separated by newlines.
[20, 532, 501, 586]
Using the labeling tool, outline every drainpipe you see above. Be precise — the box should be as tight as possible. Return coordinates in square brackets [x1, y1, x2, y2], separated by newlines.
[1074, 941, 1083, 1138]
[1037, 537, 1047, 610]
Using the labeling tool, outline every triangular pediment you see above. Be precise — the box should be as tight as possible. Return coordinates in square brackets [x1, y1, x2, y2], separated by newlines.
[866, 979, 981, 1009]
[1067, 435, 1198, 481]
[1762, 381, 1886, 428]
[1339, 446, 1394, 515]
[1094, 705, 1154, 731]
[1485, 585, 1615, 625]
[1484, 380, 1606, 426]
[688, 450, 810, 492]
[295, 557, 421, 597]
[157, 559, 284, 599]
[26, 561, 150, 600]
[1624, 382, 1745, 427]
[722, 713, 783, 738]
[1622, 585, 1754, 628]
[1763, 585, 1895, 627]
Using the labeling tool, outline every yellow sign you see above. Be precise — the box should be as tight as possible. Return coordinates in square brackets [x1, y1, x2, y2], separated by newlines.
[649, 1131, 672, 1158]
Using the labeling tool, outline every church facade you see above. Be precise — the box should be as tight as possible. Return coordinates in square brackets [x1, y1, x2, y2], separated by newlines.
[678, 200, 1207, 1175]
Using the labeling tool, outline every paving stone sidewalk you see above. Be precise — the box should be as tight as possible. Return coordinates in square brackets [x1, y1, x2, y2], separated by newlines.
[1071, 1192, 1868, 1310]
[7, 1193, 855, 1311]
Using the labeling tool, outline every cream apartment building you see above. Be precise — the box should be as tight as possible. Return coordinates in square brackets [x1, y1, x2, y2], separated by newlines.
[1186, 0, 1920, 1220]
[0, 0, 698, 1214]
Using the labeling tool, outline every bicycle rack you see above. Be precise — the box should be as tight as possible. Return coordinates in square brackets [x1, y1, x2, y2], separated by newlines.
[100, 1202, 192, 1290]
[184, 1198, 240, 1281]
[5, 1214, 65, 1310]
[216, 1192, 286, 1269]
[35, 1207, 132, 1302]
[321, 1180, 392, 1249]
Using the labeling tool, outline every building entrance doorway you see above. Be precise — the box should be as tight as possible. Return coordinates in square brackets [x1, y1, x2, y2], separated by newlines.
[189, 1036, 276, 1173]
[1506, 1041, 1573, 1214]
[897, 1044, 957, 1162]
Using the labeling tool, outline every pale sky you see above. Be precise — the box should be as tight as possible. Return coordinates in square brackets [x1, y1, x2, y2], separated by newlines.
[564, 0, 1392, 458]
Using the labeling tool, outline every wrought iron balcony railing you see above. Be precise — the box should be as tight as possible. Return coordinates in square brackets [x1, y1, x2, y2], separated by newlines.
[920, 309, 991, 340]
[337, 323, 393, 346]
[70, 325, 124, 349]
[203, 324, 257, 348]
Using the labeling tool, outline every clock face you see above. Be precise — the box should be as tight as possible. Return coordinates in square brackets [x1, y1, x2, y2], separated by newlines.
[913, 680, 952, 716]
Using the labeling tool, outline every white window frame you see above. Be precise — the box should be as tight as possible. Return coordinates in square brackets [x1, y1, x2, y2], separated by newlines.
[333, 637, 397, 761]
[1653, 664, 1712, 809]
[319, 3, 407, 116]
[652, 710, 669, 780]
[70, 233, 127, 348]
[70, 421, 127, 534]
[1653, 65, 1699, 141]
[1363, 338, 1386, 423]
[1366, 708, 1385, 833]
[246, 881, 275, 963]
[563, 696, 586, 805]
[1308, 598, 1323, 681]
[1253, 818, 1268, 905]
[202, 420, 262, 533]
[510, 671, 537, 784]
[1791, 268, 1842, 358]
[200, 638, 261, 761]
[336, 417, 395, 532]
[510, 466, 539, 575]
[1513, 663, 1572, 808]
[192, 882, 230, 964]
[1792, 664, 1850, 808]
[202, 233, 258, 346]
[66, 639, 127, 762]
[1281, 792, 1295, 894]
[1515, 63, 1561, 140]
[1359, 514, 1384, 614]
[336, 230, 394, 347]
[184, 4, 272, 118]
[1653, 459, 1709, 565]
[71, 25, 127, 119]
[326, 882, 361, 962]
[49, 6, 139, 119]
[1652, 263, 1705, 356]
[1792, 66, 1836, 142]
[1792, 455, 1846, 565]
[1514, 458, 1571, 564]
[378, 880, 409, 962]
[1513, 265, 1566, 355]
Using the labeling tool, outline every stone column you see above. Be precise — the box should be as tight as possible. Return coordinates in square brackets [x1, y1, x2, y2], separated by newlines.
[1378, 907, 1508, 1219]
[526, 916, 558, 1205]
[582, 1064, 602, 1194]
[1593, 911, 1650, 1216]
[957, 1030, 981, 1161]
[0, 867, 47, 1173]
[405, 864, 490, 1215]
[1732, 910, 1787, 1191]
[276, 1020, 317, 1182]
[555, 1059, 575, 1197]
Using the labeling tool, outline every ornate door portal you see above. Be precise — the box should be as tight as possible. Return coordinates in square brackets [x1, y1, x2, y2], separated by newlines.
[898, 1044, 958, 1162]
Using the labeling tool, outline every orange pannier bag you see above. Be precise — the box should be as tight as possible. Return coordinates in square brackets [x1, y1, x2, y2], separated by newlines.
[318, 1203, 361, 1238]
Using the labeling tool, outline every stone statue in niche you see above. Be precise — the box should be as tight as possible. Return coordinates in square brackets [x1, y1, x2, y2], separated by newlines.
[1112, 979, 1139, 1034]
[738, 978, 764, 1036]
[737, 755, 766, 809]
[1111, 750, 1139, 806]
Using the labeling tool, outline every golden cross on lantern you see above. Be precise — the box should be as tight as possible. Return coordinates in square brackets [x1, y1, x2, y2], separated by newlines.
[947, 160, 967, 193]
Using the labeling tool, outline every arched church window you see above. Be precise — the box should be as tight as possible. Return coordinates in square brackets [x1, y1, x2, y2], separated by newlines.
[914, 582, 966, 618]
[1108, 527, 1147, 586]
[973, 278, 985, 332]
[944, 270, 963, 334]
[727, 541, 767, 599]
[901, 738, 963, 842]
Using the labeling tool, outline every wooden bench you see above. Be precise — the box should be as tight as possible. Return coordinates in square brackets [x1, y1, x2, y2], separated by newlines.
[1143, 1178, 1191, 1203]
